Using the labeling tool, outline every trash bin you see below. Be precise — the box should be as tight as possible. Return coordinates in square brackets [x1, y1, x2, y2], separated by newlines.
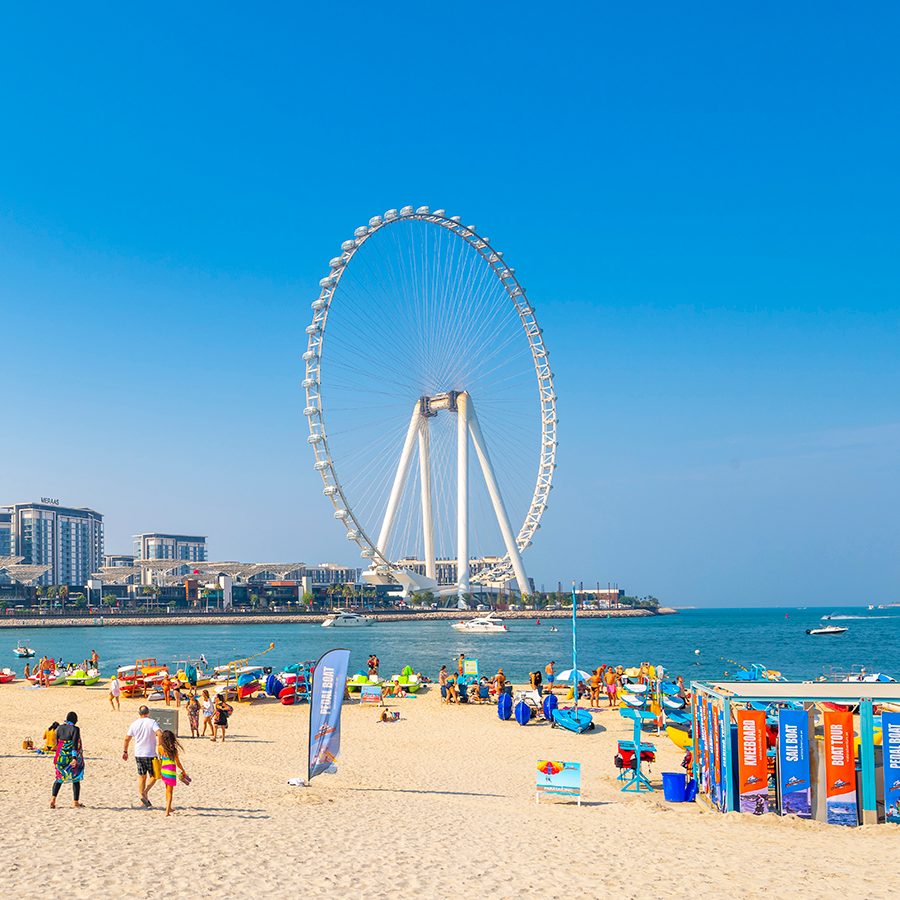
[685, 778, 698, 802]
[662, 772, 688, 802]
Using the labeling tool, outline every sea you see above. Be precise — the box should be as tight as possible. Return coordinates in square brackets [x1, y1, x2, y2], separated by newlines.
[11, 606, 899, 683]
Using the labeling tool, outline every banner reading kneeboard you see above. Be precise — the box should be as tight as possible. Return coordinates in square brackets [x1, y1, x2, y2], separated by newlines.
[882, 711, 900, 824]
[308, 648, 351, 783]
[823, 710, 857, 826]
[736, 709, 768, 814]
[777, 708, 811, 818]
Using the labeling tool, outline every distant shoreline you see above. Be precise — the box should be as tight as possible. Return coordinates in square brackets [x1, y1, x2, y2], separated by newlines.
[0, 607, 673, 628]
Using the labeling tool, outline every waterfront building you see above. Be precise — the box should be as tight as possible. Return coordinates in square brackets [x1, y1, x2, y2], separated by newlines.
[3, 501, 104, 586]
[135, 532, 207, 584]
[305, 563, 362, 585]
[104, 553, 136, 567]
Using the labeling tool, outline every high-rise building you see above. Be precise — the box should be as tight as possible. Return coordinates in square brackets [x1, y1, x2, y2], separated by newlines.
[134, 533, 208, 563]
[104, 554, 136, 567]
[4, 502, 104, 586]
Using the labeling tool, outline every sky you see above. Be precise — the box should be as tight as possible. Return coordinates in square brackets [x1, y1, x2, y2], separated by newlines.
[2, 4, 898, 606]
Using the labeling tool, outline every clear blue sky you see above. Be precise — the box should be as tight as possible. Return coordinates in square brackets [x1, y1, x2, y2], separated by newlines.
[2, 5, 898, 605]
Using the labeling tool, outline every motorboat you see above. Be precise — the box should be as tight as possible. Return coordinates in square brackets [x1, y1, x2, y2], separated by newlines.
[806, 625, 848, 636]
[0, 668, 16, 684]
[13, 642, 35, 658]
[451, 614, 508, 634]
[321, 610, 373, 628]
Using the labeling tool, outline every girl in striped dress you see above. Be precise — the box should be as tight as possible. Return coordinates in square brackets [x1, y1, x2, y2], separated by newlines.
[156, 730, 189, 817]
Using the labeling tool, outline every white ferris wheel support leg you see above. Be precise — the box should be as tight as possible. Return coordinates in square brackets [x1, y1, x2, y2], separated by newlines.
[456, 391, 470, 597]
[377, 402, 421, 559]
[467, 399, 531, 597]
[418, 417, 436, 580]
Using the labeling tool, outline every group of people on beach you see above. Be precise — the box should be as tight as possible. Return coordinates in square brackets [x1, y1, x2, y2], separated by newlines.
[48, 704, 190, 816]
[24, 649, 99, 685]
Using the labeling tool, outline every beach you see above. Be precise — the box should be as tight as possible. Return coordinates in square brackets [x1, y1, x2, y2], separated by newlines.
[3, 683, 897, 899]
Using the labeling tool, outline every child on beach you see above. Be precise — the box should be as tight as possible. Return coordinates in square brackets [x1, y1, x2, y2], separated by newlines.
[108, 675, 121, 710]
[156, 729, 189, 817]
[200, 690, 215, 737]
[187, 693, 200, 738]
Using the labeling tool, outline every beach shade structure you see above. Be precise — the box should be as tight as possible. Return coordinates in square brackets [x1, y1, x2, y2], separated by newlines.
[550, 584, 594, 734]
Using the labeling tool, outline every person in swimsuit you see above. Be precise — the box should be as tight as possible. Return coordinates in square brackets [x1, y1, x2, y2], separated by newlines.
[438, 666, 449, 703]
[156, 729, 189, 817]
[604, 668, 618, 706]
[200, 690, 215, 737]
[212, 695, 232, 742]
[494, 668, 506, 697]
[51, 711, 84, 809]
[108, 675, 121, 710]
[545, 661, 556, 692]
[187, 692, 201, 738]
[589, 669, 602, 708]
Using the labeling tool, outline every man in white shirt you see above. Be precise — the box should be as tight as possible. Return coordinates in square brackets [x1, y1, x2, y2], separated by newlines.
[123, 705, 161, 807]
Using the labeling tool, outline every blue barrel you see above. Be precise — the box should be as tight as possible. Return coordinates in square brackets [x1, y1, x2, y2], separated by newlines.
[514, 700, 531, 725]
[497, 692, 512, 720]
[685, 778, 698, 802]
[542, 693, 558, 721]
[662, 772, 688, 802]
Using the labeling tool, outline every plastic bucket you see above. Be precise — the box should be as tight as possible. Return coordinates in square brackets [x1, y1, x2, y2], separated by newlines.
[662, 772, 688, 802]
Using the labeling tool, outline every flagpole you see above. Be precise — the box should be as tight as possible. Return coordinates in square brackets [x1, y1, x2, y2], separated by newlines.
[571, 581, 578, 713]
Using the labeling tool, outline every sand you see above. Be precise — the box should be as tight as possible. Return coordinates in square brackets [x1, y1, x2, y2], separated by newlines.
[2, 682, 897, 900]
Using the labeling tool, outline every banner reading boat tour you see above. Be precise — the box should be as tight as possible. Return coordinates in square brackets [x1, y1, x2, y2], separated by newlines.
[736, 709, 768, 814]
[777, 708, 811, 818]
[882, 711, 900, 824]
[823, 710, 857, 826]
[308, 648, 351, 782]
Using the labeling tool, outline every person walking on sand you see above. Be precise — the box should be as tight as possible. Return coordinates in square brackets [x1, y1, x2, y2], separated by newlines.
[108, 674, 121, 710]
[156, 729, 189, 817]
[123, 705, 161, 808]
[212, 694, 233, 742]
[51, 712, 84, 809]
[200, 689, 215, 737]
[187, 692, 200, 738]
[162, 673, 172, 707]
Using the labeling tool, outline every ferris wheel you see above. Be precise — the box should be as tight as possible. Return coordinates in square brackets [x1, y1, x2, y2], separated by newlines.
[303, 206, 557, 597]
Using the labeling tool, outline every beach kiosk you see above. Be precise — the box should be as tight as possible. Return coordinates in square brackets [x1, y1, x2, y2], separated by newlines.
[690, 680, 900, 825]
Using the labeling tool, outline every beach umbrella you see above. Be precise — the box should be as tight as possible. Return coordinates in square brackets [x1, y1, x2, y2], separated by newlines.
[557, 669, 592, 682]
[537, 760, 564, 776]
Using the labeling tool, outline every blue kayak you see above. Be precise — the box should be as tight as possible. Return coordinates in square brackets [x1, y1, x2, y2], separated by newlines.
[552, 708, 594, 734]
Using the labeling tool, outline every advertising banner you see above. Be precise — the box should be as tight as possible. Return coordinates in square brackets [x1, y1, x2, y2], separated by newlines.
[536, 760, 581, 805]
[308, 648, 351, 782]
[778, 708, 811, 818]
[737, 709, 768, 814]
[708, 699, 719, 806]
[359, 684, 383, 704]
[823, 710, 857, 826]
[882, 711, 900, 824]
[699, 696, 710, 795]
[717, 706, 727, 811]
[463, 658, 479, 678]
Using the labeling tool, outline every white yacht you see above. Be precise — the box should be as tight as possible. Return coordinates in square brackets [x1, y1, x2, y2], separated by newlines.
[806, 625, 848, 636]
[451, 614, 509, 634]
[321, 610, 374, 628]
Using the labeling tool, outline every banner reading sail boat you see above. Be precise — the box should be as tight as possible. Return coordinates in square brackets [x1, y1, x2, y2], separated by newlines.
[308, 648, 351, 783]
[777, 708, 811, 818]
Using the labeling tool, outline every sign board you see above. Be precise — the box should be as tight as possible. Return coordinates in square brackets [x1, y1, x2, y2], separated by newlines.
[823, 710, 858, 826]
[736, 709, 768, 814]
[148, 707, 180, 736]
[536, 760, 581, 805]
[463, 658, 479, 678]
[778, 708, 812, 818]
[881, 712, 900, 824]
[359, 684, 383, 704]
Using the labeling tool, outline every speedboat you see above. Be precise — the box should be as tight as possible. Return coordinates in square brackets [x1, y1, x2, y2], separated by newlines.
[13, 643, 35, 658]
[0, 668, 16, 684]
[321, 610, 373, 628]
[806, 625, 848, 636]
[451, 614, 508, 634]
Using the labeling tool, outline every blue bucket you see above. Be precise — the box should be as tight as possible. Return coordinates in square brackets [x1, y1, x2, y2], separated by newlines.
[662, 772, 688, 802]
